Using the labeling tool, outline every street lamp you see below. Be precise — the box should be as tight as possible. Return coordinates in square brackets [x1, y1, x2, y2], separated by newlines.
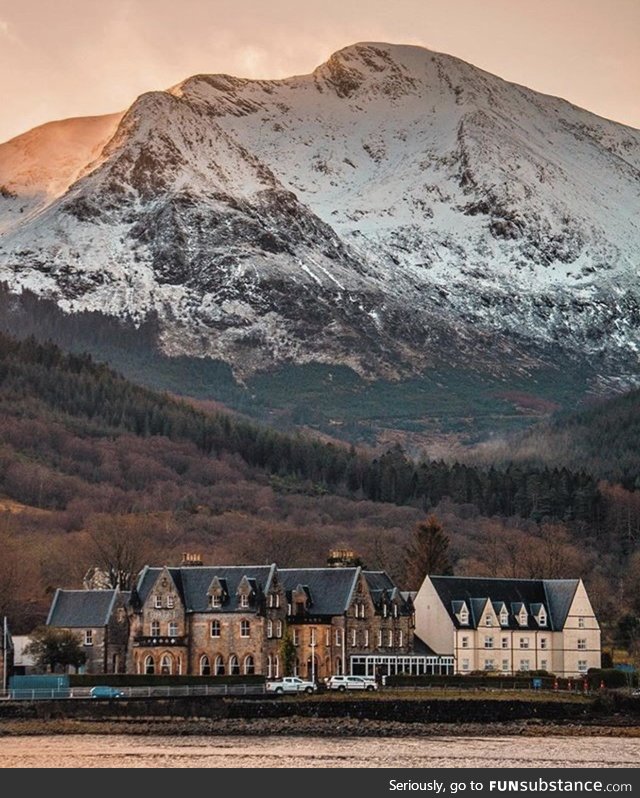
[310, 627, 316, 683]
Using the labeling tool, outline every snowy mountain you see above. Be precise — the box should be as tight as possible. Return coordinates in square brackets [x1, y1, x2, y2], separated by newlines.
[1, 42, 639, 387]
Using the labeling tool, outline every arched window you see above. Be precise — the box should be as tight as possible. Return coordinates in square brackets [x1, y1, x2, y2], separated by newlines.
[160, 654, 172, 675]
[335, 658, 342, 675]
[229, 654, 240, 675]
[200, 655, 211, 676]
[267, 619, 273, 638]
[144, 655, 155, 675]
[273, 655, 279, 680]
[215, 655, 225, 676]
[276, 620, 283, 638]
[267, 655, 273, 679]
[244, 655, 255, 675]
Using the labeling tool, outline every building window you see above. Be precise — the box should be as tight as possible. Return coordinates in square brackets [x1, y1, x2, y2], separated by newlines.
[200, 655, 211, 676]
[398, 630, 403, 647]
[578, 617, 585, 629]
[84, 630, 93, 646]
[364, 629, 369, 648]
[160, 654, 172, 675]
[154, 595, 162, 609]
[502, 659, 509, 672]
[335, 629, 341, 646]
[273, 655, 279, 679]
[540, 660, 548, 671]
[393, 605, 398, 618]
[540, 638, 548, 650]
[151, 621, 160, 637]
[267, 655, 273, 679]
[484, 659, 494, 671]
[360, 604, 366, 619]
[166, 595, 174, 609]
[293, 629, 300, 646]
[383, 604, 388, 618]
[519, 659, 530, 671]
[519, 638, 530, 649]
[144, 655, 155, 675]
[229, 655, 240, 676]
[461, 659, 469, 671]
[538, 612, 547, 627]
[387, 629, 393, 647]
[276, 620, 283, 638]
[210, 620, 220, 638]
[577, 639, 587, 650]
[215, 655, 225, 676]
[484, 636, 494, 649]
[310, 628, 316, 646]
[459, 610, 469, 625]
[267, 619, 273, 638]
[518, 610, 527, 626]
[501, 637, 509, 649]
[211, 595, 221, 608]
[241, 620, 250, 638]
[325, 629, 330, 646]
[377, 630, 382, 647]
[461, 636, 469, 649]
[351, 629, 357, 647]
[485, 614, 493, 626]
[500, 611, 509, 626]
[244, 655, 255, 675]
[168, 622, 178, 637]
[269, 593, 280, 608]
[578, 660, 588, 673]
[240, 594, 249, 609]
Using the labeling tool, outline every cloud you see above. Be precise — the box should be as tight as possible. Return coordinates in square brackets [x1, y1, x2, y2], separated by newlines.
[0, 20, 9, 36]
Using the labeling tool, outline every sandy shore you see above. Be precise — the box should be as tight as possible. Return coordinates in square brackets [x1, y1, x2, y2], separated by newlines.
[1, 716, 639, 738]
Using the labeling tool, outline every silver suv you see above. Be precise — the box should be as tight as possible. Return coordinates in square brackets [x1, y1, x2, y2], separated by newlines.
[326, 675, 378, 692]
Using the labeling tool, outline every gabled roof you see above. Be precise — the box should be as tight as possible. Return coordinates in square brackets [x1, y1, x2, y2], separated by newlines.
[544, 580, 580, 629]
[135, 565, 275, 613]
[428, 576, 580, 631]
[46, 589, 119, 628]
[279, 568, 359, 615]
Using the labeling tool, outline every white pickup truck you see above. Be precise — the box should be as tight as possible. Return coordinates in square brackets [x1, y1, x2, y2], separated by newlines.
[265, 676, 317, 695]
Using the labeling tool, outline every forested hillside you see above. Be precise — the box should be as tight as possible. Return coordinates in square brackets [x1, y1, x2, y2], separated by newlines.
[0, 332, 638, 657]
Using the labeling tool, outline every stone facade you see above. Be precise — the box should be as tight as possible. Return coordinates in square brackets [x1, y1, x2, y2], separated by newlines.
[125, 563, 414, 679]
[46, 588, 130, 674]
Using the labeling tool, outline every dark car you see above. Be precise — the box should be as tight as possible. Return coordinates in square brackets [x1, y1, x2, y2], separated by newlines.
[90, 685, 125, 699]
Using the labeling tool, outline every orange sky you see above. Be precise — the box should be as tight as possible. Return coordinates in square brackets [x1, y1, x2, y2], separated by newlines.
[1, 0, 638, 143]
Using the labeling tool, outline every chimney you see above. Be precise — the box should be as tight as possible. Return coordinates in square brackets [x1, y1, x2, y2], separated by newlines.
[181, 553, 204, 567]
[327, 549, 359, 568]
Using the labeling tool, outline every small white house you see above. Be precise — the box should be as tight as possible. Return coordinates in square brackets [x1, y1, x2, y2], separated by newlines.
[414, 575, 600, 678]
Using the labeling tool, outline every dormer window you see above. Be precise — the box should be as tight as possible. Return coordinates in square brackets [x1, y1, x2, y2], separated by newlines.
[383, 604, 388, 618]
[211, 595, 221, 608]
[538, 610, 547, 627]
[154, 595, 162, 609]
[500, 610, 509, 626]
[518, 609, 528, 627]
[166, 595, 174, 609]
[485, 614, 493, 626]
[459, 608, 469, 625]
[393, 604, 398, 618]
[240, 594, 249, 609]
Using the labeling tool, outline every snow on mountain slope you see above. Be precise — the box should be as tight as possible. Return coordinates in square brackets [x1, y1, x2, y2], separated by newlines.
[0, 113, 123, 233]
[0, 43, 639, 382]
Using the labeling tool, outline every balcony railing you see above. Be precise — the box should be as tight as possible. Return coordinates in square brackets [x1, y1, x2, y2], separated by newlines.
[133, 635, 187, 647]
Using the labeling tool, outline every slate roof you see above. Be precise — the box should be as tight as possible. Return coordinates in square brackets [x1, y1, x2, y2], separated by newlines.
[46, 589, 119, 628]
[429, 576, 580, 631]
[279, 568, 359, 616]
[135, 565, 276, 613]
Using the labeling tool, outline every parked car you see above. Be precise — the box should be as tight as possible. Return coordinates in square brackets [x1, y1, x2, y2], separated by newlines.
[265, 677, 317, 695]
[90, 685, 125, 699]
[632, 688, 640, 697]
[326, 675, 378, 692]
